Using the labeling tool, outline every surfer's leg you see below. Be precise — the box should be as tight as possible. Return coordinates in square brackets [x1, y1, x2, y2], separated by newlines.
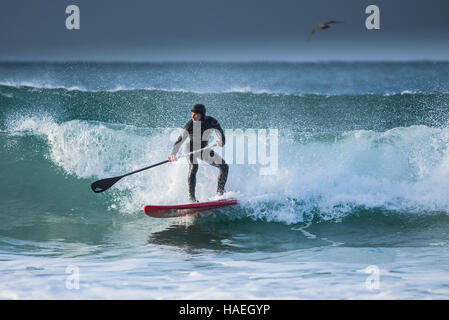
[208, 151, 228, 195]
[217, 162, 229, 195]
[188, 163, 199, 202]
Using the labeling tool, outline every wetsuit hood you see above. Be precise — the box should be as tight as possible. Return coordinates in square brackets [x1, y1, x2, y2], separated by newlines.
[191, 104, 206, 120]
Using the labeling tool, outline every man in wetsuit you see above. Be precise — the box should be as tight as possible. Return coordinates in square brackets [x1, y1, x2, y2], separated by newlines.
[168, 104, 229, 203]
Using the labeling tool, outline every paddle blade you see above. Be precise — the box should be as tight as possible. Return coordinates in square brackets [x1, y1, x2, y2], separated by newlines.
[91, 176, 122, 193]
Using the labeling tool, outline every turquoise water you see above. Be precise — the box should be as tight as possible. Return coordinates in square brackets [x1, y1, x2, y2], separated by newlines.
[1, 62, 449, 299]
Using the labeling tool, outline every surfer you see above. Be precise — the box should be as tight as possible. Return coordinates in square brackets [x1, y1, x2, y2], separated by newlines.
[168, 104, 228, 203]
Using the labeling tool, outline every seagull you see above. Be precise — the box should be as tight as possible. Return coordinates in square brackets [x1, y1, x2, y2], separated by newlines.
[308, 21, 344, 41]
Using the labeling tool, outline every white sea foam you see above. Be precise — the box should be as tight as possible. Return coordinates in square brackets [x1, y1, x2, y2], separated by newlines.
[1, 245, 449, 299]
[223, 86, 274, 95]
[3, 80, 445, 97]
[0, 80, 85, 91]
[7, 115, 449, 222]
[0, 80, 279, 95]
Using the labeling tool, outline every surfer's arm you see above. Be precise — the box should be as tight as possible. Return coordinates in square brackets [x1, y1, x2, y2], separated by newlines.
[169, 121, 190, 158]
[170, 132, 187, 158]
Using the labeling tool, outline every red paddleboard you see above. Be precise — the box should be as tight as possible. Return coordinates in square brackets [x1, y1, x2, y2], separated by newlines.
[144, 199, 238, 218]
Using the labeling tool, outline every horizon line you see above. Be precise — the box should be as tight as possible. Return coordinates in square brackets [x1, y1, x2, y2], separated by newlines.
[1, 58, 449, 64]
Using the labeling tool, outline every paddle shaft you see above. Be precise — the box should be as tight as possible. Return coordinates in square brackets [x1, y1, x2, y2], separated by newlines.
[121, 160, 169, 179]
[91, 143, 217, 193]
[121, 143, 217, 179]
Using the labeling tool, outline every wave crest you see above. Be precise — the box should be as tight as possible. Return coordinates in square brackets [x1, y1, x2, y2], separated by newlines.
[5, 115, 449, 223]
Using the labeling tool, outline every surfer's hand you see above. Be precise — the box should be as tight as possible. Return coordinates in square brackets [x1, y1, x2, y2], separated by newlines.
[168, 155, 177, 162]
[216, 140, 224, 147]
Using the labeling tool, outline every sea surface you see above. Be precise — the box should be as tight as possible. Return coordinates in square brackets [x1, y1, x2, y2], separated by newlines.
[1, 61, 449, 299]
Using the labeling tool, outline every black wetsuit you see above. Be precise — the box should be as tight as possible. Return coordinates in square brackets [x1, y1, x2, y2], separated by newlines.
[170, 116, 229, 202]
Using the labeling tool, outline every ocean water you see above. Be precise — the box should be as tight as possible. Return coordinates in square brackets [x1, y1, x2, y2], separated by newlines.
[1, 61, 449, 299]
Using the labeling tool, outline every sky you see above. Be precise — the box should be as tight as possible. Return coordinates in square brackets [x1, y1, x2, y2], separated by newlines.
[0, 0, 448, 62]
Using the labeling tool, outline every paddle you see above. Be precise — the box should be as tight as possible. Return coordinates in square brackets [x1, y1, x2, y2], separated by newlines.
[91, 143, 217, 193]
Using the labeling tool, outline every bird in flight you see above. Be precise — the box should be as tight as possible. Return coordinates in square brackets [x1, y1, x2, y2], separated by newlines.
[308, 21, 344, 41]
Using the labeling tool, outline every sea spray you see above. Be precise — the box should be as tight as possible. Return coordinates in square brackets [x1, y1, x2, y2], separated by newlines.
[2, 62, 449, 299]
[6, 115, 449, 222]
